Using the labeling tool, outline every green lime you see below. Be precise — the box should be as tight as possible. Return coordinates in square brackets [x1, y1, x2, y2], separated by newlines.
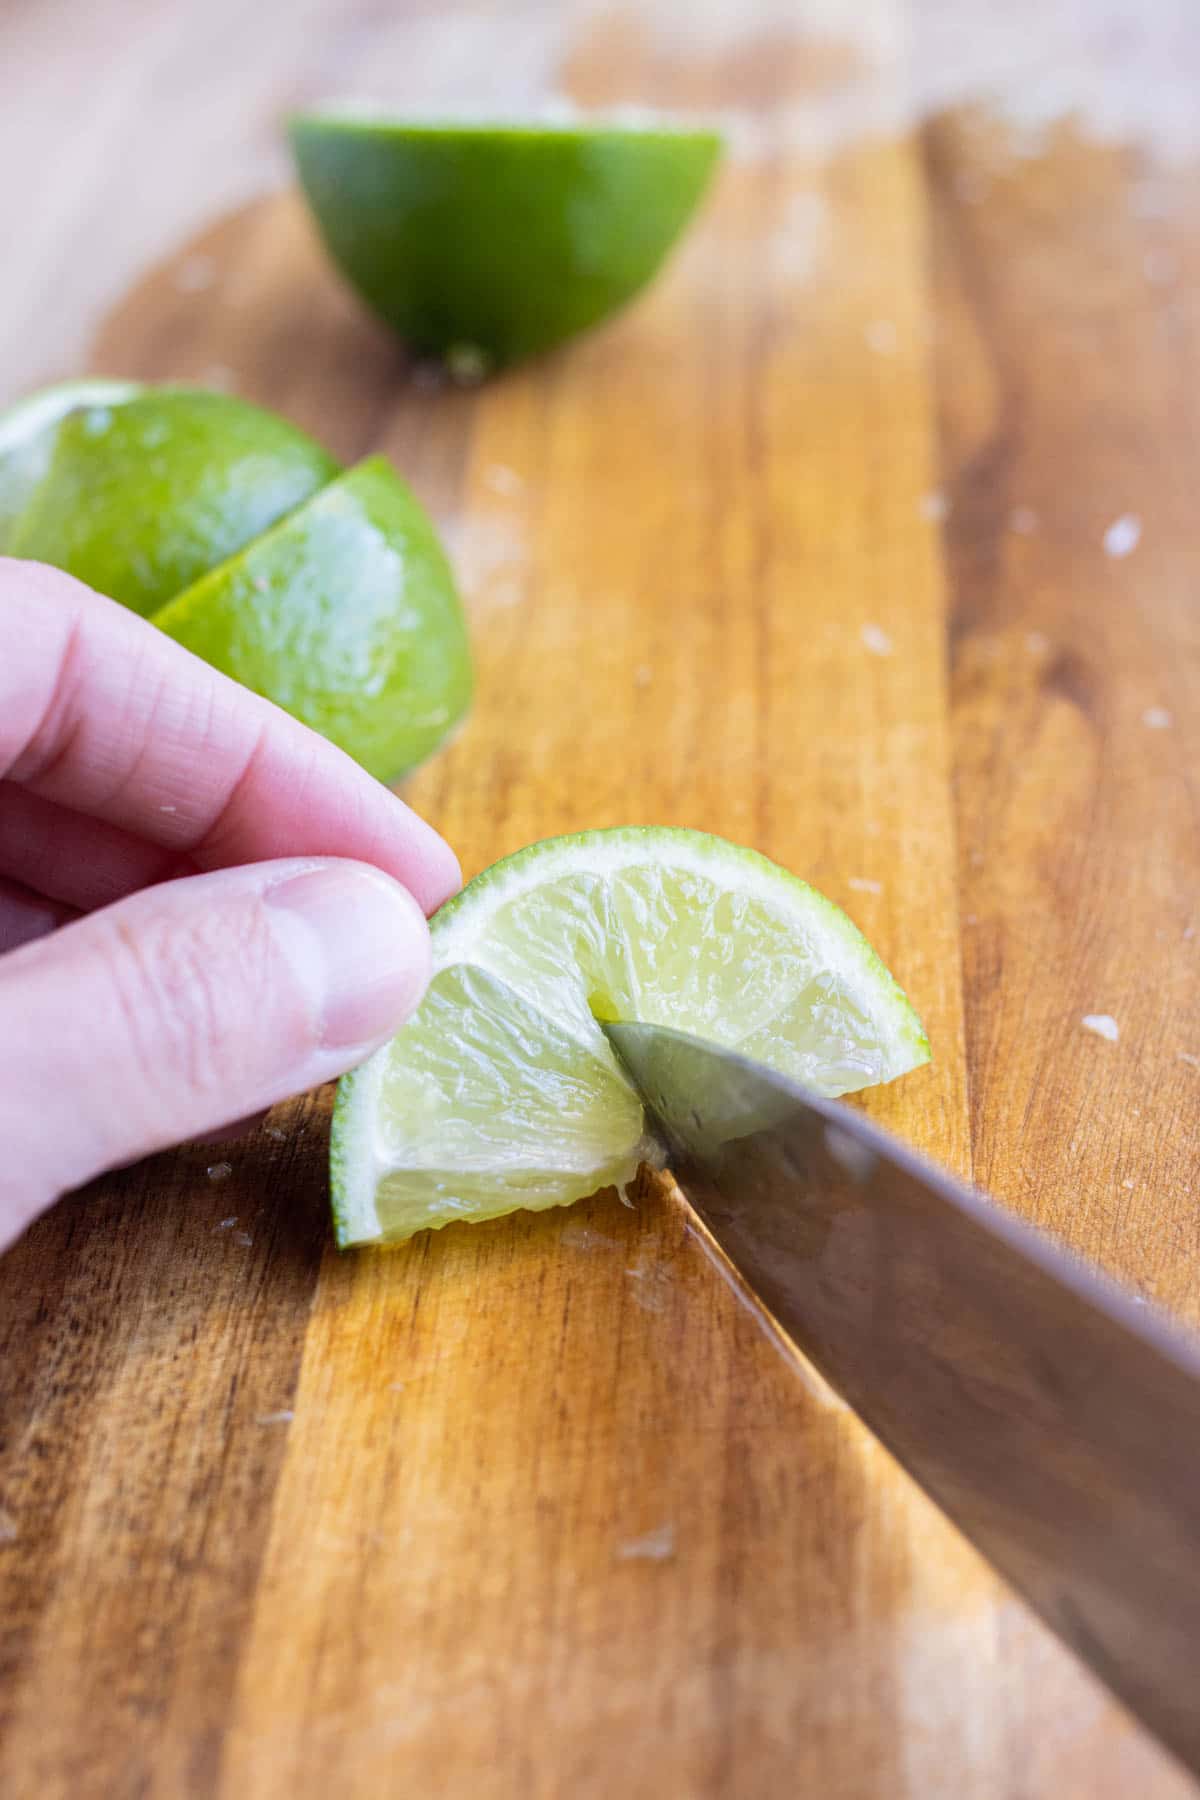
[331, 828, 929, 1246]
[289, 115, 723, 369]
[153, 456, 471, 783]
[6, 386, 337, 616]
[0, 379, 140, 553]
[0, 382, 472, 778]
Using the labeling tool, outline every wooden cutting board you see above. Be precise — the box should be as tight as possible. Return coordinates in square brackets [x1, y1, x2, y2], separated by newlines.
[1, 2, 1197, 1794]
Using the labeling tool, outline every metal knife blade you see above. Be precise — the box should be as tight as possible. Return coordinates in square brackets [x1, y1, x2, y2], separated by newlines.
[602, 1019, 1200, 1779]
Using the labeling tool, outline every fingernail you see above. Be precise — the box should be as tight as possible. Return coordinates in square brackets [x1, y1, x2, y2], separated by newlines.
[266, 864, 432, 1049]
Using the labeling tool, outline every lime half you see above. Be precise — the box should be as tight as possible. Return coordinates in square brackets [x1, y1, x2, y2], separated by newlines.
[0, 381, 471, 779]
[7, 386, 337, 617]
[290, 116, 723, 368]
[332, 829, 929, 1246]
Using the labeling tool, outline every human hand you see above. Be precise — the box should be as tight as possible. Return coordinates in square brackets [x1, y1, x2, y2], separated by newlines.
[0, 558, 461, 1252]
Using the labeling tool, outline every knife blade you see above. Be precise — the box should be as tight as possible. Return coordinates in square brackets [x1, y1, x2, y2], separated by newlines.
[602, 1019, 1200, 1779]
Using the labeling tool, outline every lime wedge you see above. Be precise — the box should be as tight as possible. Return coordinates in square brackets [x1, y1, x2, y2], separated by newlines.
[331, 828, 929, 1246]
[0, 379, 141, 553]
[152, 456, 471, 783]
[289, 115, 723, 368]
[7, 386, 337, 616]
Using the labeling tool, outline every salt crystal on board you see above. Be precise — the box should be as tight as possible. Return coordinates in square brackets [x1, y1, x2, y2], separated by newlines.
[1082, 1014, 1120, 1042]
[1103, 515, 1141, 558]
[616, 1524, 676, 1562]
[484, 464, 524, 497]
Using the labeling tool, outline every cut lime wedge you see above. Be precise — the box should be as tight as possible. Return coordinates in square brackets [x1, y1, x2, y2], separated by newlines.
[289, 115, 723, 368]
[152, 456, 472, 784]
[332, 828, 929, 1246]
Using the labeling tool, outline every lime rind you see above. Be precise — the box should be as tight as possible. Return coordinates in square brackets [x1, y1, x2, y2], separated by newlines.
[290, 113, 724, 149]
[151, 455, 472, 783]
[0, 377, 143, 457]
[0, 379, 142, 552]
[332, 828, 929, 1248]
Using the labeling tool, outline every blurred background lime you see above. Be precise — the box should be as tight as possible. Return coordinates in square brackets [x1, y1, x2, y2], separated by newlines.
[289, 116, 722, 369]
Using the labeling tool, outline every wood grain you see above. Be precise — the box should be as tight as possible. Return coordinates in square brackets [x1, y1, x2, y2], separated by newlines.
[0, 2, 1196, 1795]
[923, 111, 1200, 1311]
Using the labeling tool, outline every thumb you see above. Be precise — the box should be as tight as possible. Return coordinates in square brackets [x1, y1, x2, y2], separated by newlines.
[0, 858, 431, 1248]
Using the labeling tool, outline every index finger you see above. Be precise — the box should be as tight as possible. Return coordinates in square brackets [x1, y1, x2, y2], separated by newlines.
[0, 559, 461, 914]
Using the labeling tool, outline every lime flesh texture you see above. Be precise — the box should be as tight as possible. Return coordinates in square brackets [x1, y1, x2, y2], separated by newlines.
[153, 457, 472, 784]
[289, 117, 723, 367]
[7, 387, 338, 616]
[332, 828, 930, 1246]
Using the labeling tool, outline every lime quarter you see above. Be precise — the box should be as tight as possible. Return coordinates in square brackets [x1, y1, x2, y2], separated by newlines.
[332, 828, 929, 1246]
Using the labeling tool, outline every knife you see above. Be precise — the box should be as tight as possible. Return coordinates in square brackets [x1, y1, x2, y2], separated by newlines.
[602, 1020, 1200, 1780]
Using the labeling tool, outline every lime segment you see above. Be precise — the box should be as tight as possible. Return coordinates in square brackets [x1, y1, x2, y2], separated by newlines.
[332, 828, 929, 1246]
[290, 116, 723, 367]
[152, 456, 472, 784]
